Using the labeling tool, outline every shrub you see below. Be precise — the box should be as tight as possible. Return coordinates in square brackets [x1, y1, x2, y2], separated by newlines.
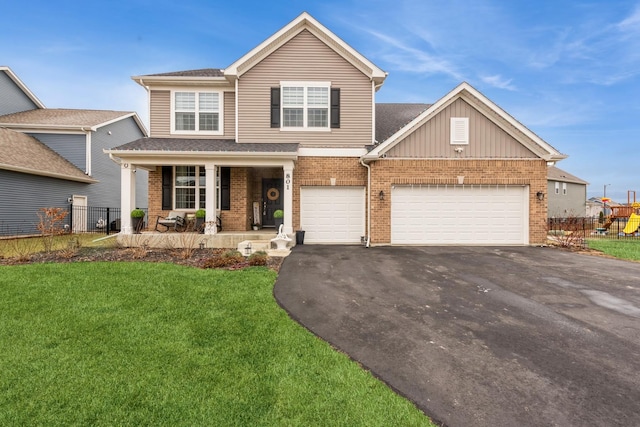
[195, 209, 206, 218]
[36, 207, 69, 253]
[248, 251, 268, 266]
[131, 208, 145, 218]
[273, 209, 284, 219]
[202, 250, 245, 269]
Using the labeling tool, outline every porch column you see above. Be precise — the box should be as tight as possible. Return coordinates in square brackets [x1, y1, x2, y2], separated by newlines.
[120, 162, 136, 234]
[283, 161, 294, 235]
[204, 164, 217, 235]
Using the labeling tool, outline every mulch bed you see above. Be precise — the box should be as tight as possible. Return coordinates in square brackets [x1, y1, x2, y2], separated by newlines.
[0, 247, 284, 272]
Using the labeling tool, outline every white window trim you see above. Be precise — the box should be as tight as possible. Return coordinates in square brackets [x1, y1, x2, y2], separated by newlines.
[170, 90, 224, 136]
[450, 117, 469, 145]
[173, 166, 221, 211]
[562, 182, 567, 195]
[280, 81, 331, 132]
[555, 182, 560, 194]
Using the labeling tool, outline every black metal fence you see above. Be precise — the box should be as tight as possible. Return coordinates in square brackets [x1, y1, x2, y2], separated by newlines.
[548, 217, 640, 240]
[0, 206, 148, 238]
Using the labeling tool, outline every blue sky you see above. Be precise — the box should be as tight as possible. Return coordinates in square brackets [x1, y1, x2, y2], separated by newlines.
[2, 0, 639, 202]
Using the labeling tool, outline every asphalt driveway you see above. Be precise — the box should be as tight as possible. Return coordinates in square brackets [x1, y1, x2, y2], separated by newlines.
[274, 246, 640, 427]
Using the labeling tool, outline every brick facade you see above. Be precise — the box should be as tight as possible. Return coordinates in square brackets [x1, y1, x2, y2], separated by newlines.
[368, 159, 548, 244]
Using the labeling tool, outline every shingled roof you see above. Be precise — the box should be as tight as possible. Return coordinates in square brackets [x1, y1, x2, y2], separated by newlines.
[547, 166, 588, 185]
[0, 128, 96, 182]
[0, 108, 134, 128]
[375, 103, 431, 144]
[142, 68, 225, 77]
[111, 137, 299, 153]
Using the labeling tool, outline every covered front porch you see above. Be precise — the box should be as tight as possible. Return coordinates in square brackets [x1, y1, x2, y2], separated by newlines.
[105, 138, 299, 246]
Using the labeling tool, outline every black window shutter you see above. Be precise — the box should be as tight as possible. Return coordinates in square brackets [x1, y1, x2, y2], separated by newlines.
[220, 167, 231, 210]
[331, 88, 340, 128]
[270, 87, 280, 128]
[161, 166, 173, 210]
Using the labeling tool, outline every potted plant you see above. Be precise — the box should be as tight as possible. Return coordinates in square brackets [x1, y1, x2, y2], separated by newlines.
[195, 209, 206, 233]
[273, 209, 284, 230]
[131, 208, 145, 233]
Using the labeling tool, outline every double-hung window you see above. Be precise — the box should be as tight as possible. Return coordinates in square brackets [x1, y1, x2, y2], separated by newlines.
[281, 82, 330, 130]
[173, 91, 222, 134]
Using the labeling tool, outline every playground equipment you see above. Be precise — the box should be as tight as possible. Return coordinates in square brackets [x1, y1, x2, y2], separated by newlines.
[603, 191, 640, 234]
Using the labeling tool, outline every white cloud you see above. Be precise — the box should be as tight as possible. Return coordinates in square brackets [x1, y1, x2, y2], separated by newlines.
[481, 75, 516, 91]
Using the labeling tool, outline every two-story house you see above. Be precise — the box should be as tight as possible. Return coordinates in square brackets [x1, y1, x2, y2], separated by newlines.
[547, 166, 589, 218]
[106, 12, 566, 246]
[0, 66, 148, 236]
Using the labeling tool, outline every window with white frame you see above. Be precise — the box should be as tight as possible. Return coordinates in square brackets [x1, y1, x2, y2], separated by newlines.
[562, 183, 567, 195]
[555, 182, 560, 194]
[174, 166, 221, 210]
[281, 82, 330, 129]
[173, 91, 222, 134]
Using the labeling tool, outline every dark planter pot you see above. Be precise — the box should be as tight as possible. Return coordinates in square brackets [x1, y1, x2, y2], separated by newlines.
[195, 217, 205, 233]
[274, 217, 283, 231]
[132, 217, 145, 234]
[296, 230, 305, 245]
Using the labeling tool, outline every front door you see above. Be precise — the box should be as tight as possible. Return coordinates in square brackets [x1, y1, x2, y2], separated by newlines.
[262, 178, 283, 227]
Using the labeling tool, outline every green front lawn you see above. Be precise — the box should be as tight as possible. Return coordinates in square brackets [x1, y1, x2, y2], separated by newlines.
[587, 239, 640, 262]
[0, 262, 432, 426]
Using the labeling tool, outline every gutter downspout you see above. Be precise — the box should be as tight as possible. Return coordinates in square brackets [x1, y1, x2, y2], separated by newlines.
[360, 157, 371, 248]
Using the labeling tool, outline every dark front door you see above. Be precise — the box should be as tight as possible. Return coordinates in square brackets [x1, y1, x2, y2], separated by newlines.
[262, 178, 283, 227]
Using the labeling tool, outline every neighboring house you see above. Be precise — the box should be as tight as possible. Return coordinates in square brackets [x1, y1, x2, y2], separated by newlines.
[547, 166, 588, 218]
[106, 12, 566, 245]
[0, 66, 148, 236]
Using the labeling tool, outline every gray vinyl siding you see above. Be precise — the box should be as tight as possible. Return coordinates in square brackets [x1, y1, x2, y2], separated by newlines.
[223, 91, 235, 138]
[91, 117, 148, 208]
[547, 180, 587, 217]
[238, 30, 373, 146]
[27, 133, 87, 171]
[150, 90, 170, 137]
[0, 169, 85, 236]
[386, 98, 538, 159]
[0, 71, 39, 115]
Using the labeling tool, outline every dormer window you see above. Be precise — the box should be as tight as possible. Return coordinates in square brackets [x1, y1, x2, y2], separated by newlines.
[172, 91, 222, 135]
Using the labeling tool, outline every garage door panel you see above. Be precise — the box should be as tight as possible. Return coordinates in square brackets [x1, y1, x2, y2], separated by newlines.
[301, 187, 365, 244]
[391, 185, 528, 245]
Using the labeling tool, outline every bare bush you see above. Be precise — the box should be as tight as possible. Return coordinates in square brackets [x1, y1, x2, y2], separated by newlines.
[547, 216, 587, 248]
[37, 207, 69, 252]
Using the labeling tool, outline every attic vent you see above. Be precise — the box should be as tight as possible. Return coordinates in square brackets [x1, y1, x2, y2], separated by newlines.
[450, 117, 469, 145]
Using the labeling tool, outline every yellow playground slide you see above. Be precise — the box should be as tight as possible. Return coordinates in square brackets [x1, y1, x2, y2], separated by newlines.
[622, 213, 640, 234]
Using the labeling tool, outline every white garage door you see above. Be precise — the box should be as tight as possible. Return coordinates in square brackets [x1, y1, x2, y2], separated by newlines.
[391, 185, 528, 245]
[300, 186, 365, 244]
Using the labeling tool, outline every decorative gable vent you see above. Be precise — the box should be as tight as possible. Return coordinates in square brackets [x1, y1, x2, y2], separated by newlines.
[450, 117, 469, 145]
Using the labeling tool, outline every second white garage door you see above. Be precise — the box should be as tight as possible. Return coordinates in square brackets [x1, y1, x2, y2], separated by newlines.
[300, 186, 365, 244]
[391, 185, 529, 245]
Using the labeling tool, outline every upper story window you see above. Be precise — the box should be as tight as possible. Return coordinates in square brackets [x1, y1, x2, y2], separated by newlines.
[562, 183, 567, 195]
[172, 91, 222, 135]
[271, 82, 340, 131]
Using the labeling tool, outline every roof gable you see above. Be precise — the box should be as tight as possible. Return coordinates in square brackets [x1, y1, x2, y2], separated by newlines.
[0, 66, 46, 111]
[225, 12, 387, 84]
[366, 82, 567, 162]
[0, 128, 96, 182]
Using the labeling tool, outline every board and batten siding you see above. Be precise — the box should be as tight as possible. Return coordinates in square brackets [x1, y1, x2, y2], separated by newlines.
[238, 29, 373, 146]
[386, 98, 537, 159]
[27, 133, 87, 171]
[0, 71, 39, 116]
[149, 89, 235, 139]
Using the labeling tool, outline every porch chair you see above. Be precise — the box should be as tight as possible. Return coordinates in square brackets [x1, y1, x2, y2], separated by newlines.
[155, 211, 186, 232]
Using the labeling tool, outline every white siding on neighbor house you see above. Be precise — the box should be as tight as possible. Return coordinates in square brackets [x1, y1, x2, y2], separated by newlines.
[391, 185, 528, 245]
[238, 30, 373, 146]
[386, 98, 538, 159]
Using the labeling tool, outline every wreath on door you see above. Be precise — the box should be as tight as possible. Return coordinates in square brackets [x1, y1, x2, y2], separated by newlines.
[267, 188, 280, 201]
